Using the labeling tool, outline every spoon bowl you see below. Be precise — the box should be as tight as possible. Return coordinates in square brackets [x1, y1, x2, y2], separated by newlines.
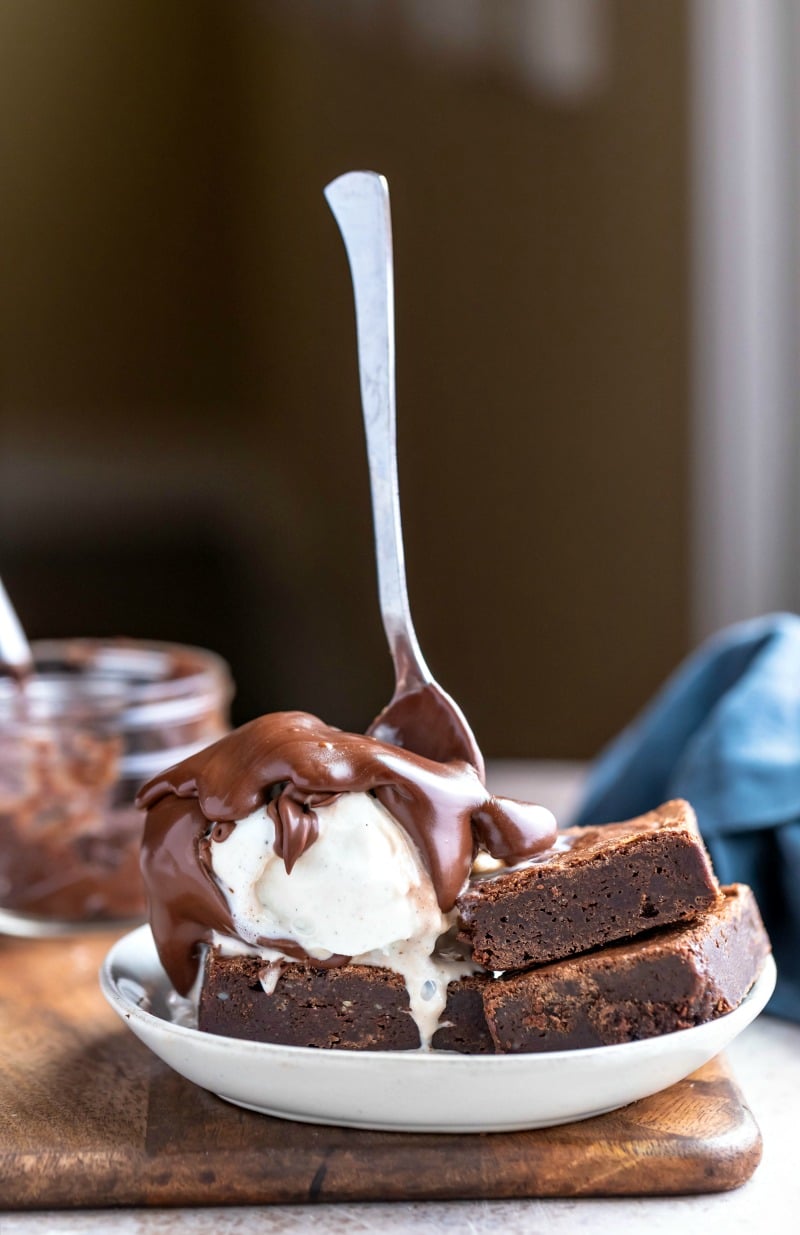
[369, 679, 484, 776]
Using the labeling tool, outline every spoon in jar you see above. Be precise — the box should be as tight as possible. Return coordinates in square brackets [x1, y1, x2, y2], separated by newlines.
[0, 577, 33, 684]
[325, 171, 485, 780]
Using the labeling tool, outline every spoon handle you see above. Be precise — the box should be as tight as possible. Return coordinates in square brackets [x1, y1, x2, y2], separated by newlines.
[324, 171, 430, 691]
[0, 577, 33, 680]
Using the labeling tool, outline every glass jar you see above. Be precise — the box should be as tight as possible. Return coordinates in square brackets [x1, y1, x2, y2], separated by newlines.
[0, 638, 234, 931]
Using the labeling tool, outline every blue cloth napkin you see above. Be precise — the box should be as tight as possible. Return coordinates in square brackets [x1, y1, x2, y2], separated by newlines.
[571, 613, 800, 1020]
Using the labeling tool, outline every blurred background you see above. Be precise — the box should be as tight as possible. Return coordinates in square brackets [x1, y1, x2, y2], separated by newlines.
[0, 0, 798, 759]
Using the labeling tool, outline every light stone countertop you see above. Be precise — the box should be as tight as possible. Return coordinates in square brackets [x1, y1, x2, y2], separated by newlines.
[2, 762, 797, 1235]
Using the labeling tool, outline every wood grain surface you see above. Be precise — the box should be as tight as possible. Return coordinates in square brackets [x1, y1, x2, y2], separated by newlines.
[0, 931, 762, 1209]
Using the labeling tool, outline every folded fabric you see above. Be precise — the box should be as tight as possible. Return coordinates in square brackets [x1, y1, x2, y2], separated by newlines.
[571, 613, 800, 1020]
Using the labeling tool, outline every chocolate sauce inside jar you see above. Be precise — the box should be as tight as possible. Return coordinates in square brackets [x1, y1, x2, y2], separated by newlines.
[138, 711, 557, 994]
[0, 638, 233, 927]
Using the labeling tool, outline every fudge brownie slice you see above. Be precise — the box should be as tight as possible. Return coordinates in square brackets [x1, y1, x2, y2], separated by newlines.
[198, 952, 494, 1052]
[199, 956, 419, 1049]
[483, 883, 770, 1053]
[457, 800, 720, 970]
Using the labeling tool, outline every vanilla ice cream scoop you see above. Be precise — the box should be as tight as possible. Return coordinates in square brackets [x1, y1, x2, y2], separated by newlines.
[210, 792, 446, 960]
[208, 792, 475, 1045]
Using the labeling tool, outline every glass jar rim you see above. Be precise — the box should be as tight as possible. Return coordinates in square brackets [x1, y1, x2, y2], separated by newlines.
[0, 637, 234, 729]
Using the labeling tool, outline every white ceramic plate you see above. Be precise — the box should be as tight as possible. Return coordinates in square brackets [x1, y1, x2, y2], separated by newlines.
[100, 925, 776, 1134]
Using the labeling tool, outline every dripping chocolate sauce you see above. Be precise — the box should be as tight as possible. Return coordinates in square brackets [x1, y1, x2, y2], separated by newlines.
[138, 711, 557, 994]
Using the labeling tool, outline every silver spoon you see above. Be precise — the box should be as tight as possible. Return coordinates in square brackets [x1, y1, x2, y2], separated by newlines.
[0, 577, 33, 683]
[325, 170, 484, 779]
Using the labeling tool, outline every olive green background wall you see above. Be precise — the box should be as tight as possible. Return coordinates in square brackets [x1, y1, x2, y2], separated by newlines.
[0, 0, 689, 758]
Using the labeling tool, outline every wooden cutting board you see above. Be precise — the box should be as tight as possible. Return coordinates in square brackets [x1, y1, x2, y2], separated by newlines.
[0, 930, 762, 1208]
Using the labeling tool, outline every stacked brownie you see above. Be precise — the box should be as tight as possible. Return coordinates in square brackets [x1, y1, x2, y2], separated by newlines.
[482, 883, 766, 1052]
[197, 800, 771, 1052]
